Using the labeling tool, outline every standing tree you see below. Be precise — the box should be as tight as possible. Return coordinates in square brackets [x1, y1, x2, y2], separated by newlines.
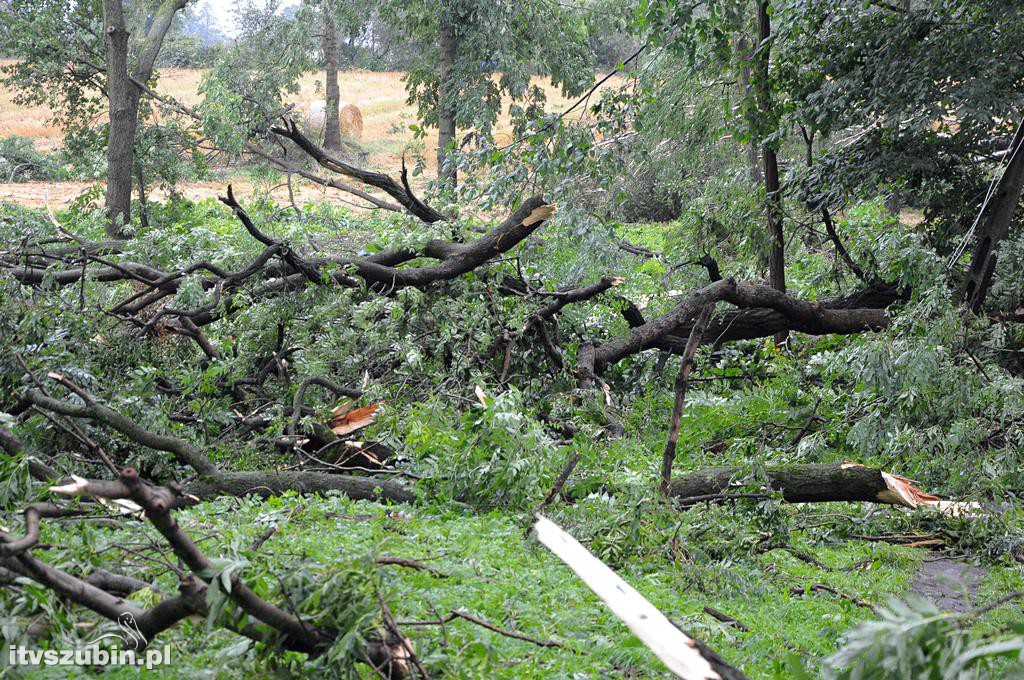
[295, 0, 375, 153]
[755, 1, 785, 299]
[322, 0, 343, 152]
[1, 0, 190, 237]
[754, 0, 786, 344]
[383, 0, 596, 186]
[102, 0, 190, 237]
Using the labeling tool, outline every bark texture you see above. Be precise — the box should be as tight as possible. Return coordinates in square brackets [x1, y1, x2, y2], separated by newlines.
[322, 2, 342, 152]
[437, 17, 458, 185]
[670, 463, 901, 504]
[963, 121, 1024, 313]
[756, 0, 786, 343]
[101, 0, 188, 237]
[102, 0, 136, 237]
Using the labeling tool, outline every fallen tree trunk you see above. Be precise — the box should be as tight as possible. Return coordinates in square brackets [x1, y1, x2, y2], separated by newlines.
[670, 463, 894, 504]
[594, 280, 898, 375]
[669, 462, 958, 510]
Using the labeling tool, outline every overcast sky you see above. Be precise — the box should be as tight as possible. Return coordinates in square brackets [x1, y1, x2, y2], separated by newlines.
[199, 0, 299, 38]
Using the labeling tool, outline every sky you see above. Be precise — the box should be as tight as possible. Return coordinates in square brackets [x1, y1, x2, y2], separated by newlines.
[199, 0, 300, 38]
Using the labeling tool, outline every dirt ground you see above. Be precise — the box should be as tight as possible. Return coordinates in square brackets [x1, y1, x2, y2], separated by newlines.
[0, 62, 622, 210]
[910, 556, 985, 613]
[0, 177, 390, 211]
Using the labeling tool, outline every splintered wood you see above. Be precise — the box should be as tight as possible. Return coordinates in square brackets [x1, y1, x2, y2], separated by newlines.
[534, 515, 724, 680]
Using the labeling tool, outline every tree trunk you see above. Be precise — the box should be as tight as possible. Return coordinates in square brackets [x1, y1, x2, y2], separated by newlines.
[963, 121, 1024, 313]
[660, 304, 715, 494]
[102, 0, 139, 239]
[436, 18, 458, 186]
[670, 463, 902, 505]
[322, 2, 342, 152]
[101, 0, 187, 239]
[756, 1, 786, 341]
[735, 34, 763, 186]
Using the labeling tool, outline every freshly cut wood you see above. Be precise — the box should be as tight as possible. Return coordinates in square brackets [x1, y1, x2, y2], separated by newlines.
[670, 462, 979, 514]
[533, 515, 747, 680]
[329, 402, 380, 436]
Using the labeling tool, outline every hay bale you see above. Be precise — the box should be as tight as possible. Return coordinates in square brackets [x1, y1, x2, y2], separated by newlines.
[339, 103, 363, 140]
[301, 99, 363, 141]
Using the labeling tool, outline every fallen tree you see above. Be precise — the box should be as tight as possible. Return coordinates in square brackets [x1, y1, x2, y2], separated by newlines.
[582, 278, 895, 379]
[0, 468, 416, 678]
[669, 462, 973, 514]
[15, 375, 415, 504]
[0, 188, 555, 335]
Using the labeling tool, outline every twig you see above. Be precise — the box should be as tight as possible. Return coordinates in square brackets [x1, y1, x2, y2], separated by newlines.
[763, 543, 830, 570]
[398, 610, 563, 649]
[790, 583, 876, 612]
[539, 451, 582, 512]
[250, 526, 277, 552]
[375, 556, 448, 579]
[971, 590, 1024, 617]
[702, 606, 749, 632]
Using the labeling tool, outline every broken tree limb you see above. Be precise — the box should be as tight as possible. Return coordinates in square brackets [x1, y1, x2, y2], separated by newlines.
[342, 197, 554, 289]
[3, 194, 556, 348]
[669, 462, 973, 512]
[526, 276, 625, 328]
[0, 427, 60, 481]
[534, 515, 747, 680]
[272, 118, 446, 224]
[821, 207, 869, 282]
[22, 382, 414, 504]
[3, 195, 552, 296]
[244, 142, 404, 213]
[661, 303, 715, 494]
[963, 120, 1024, 313]
[538, 450, 582, 514]
[593, 278, 737, 374]
[122, 74, 408, 217]
[23, 387, 219, 475]
[595, 281, 897, 376]
[1, 469, 413, 676]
